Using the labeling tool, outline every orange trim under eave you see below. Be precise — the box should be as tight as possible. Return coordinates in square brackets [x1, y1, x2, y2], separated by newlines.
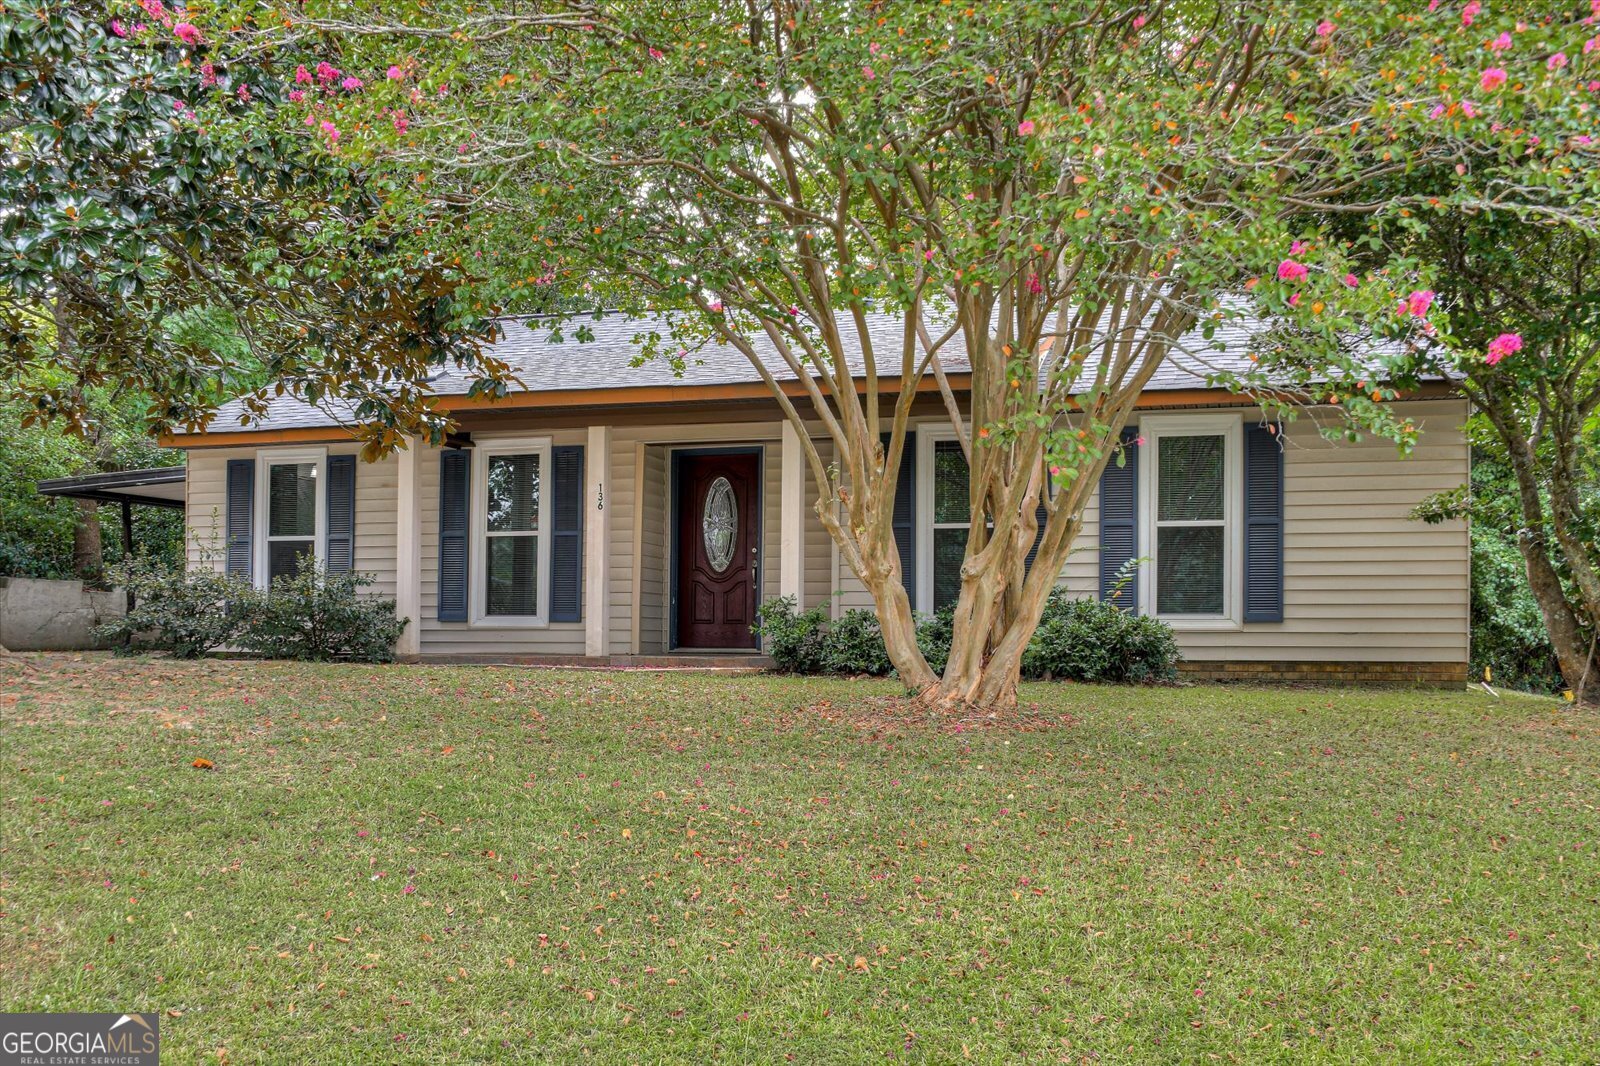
[162, 376, 1457, 447]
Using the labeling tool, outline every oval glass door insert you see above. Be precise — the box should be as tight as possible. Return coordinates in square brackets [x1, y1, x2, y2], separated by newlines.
[703, 476, 737, 573]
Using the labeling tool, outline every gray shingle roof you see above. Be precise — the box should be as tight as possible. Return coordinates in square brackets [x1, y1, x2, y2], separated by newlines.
[188, 307, 1414, 434]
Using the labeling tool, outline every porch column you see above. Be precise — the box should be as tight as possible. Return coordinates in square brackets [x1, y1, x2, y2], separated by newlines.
[394, 437, 422, 658]
[780, 420, 805, 603]
[585, 425, 611, 657]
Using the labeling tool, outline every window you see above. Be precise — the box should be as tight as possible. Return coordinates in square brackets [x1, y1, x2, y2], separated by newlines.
[915, 435, 1001, 614]
[257, 450, 324, 586]
[472, 439, 551, 623]
[1139, 415, 1242, 625]
[929, 439, 970, 612]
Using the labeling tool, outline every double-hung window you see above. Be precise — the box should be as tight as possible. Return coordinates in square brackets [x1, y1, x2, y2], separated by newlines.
[916, 434, 1002, 614]
[1139, 415, 1242, 625]
[928, 438, 972, 612]
[472, 439, 552, 624]
[257, 449, 324, 586]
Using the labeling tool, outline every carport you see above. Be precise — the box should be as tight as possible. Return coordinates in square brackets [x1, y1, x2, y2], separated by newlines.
[35, 465, 186, 560]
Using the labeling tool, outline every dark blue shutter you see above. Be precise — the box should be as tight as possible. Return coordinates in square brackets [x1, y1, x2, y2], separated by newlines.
[885, 431, 916, 600]
[1023, 494, 1049, 573]
[1243, 423, 1285, 622]
[437, 449, 470, 622]
[1098, 428, 1139, 609]
[550, 445, 584, 623]
[324, 454, 356, 573]
[225, 459, 254, 581]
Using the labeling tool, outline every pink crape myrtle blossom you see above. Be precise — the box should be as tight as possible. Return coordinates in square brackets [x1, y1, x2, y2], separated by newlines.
[1586, 37, 1599, 54]
[236, 83, 250, 103]
[341, 76, 364, 91]
[1547, 52, 1568, 71]
[315, 61, 341, 85]
[1485, 332, 1523, 365]
[295, 65, 313, 85]
[1461, 1, 1480, 27]
[200, 62, 216, 88]
[1017, 119, 1035, 136]
[1316, 20, 1334, 37]
[387, 65, 405, 80]
[111, 19, 128, 37]
[1344, 273, 1360, 288]
[1133, 14, 1147, 29]
[173, 21, 200, 45]
[288, 90, 305, 103]
[319, 120, 340, 142]
[1277, 259, 1309, 282]
[1289, 239, 1309, 255]
[1480, 67, 1508, 91]
[1399, 289, 1435, 318]
[1490, 31, 1513, 50]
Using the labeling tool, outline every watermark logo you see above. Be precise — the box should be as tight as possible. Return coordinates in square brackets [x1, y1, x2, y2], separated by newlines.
[2, 1012, 159, 1065]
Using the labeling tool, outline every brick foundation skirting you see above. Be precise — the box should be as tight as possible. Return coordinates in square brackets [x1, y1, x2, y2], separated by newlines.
[1178, 660, 1468, 688]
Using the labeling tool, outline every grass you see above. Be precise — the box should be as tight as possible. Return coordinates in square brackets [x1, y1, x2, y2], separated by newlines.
[2, 656, 1596, 1064]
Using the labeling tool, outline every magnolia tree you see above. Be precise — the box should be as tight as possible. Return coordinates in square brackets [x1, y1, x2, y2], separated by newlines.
[220, 0, 1598, 709]
[0, 2, 516, 455]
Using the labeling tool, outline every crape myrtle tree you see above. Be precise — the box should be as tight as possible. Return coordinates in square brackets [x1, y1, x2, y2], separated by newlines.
[0, 2, 518, 456]
[235, 0, 1596, 709]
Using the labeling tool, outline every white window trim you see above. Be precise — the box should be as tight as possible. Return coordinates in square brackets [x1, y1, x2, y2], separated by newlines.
[254, 447, 326, 590]
[470, 436, 553, 627]
[1136, 413, 1244, 629]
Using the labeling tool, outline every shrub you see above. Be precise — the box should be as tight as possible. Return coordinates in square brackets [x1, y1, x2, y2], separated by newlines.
[915, 606, 956, 675]
[236, 563, 407, 663]
[754, 595, 829, 674]
[755, 591, 1180, 684]
[96, 557, 251, 658]
[1021, 588, 1181, 683]
[755, 598, 893, 676]
[820, 609, 894, 677]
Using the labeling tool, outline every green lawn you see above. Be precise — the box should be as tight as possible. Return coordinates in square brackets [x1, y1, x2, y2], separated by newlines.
[2, 657, 1596, 1063]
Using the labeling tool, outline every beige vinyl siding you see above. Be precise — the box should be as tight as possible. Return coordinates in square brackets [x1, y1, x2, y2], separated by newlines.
[637, 446, 669, 653]
[820, 399, 1467, 664]
[604, 434, 637, 656]
[803, 435, 835, 611]
[417, 431, 588, 656]
[1171, 399, 1468, 662]
[184, 445, 397, 596]
[182, 397, 1467, 667]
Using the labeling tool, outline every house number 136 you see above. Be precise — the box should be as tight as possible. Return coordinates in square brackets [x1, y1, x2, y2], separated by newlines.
[596, 483, 604, 511]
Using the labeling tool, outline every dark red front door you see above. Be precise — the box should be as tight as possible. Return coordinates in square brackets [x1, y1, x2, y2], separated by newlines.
[676, 452, 760, 649]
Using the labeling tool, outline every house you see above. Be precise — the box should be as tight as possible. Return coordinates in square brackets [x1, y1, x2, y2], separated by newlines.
[163, 311, 1470, 684]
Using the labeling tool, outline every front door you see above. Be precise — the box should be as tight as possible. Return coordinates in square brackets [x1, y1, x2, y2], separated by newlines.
[675, 451, 760, 649]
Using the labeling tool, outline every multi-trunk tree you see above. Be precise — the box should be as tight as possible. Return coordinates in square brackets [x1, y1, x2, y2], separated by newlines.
[63, 1, 1600, 708]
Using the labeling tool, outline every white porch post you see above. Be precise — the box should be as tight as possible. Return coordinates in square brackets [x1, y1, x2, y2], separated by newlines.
[394, 437, 423, 658]
[780, 420, 805, 604]
[585, 425, 611, 657]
